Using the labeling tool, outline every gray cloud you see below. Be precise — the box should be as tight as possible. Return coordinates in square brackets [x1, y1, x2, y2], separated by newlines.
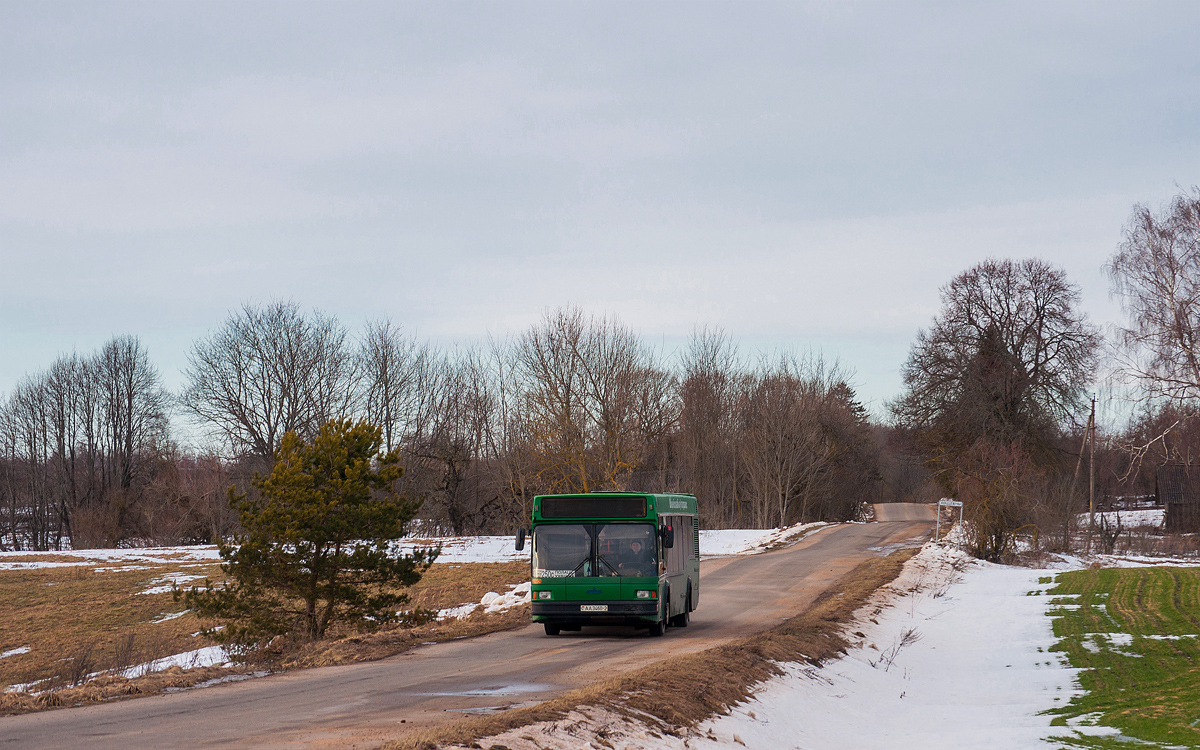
[2, 1, 1198, 413]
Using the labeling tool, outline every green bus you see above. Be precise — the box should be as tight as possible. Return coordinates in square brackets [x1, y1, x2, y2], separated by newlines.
[515, 492, 699, 637]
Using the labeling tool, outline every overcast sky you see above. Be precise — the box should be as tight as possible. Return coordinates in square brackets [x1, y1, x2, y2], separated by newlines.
[2, 1, 1199, 421]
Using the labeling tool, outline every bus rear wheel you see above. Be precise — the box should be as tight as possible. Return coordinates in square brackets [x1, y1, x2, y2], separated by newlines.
[544, 623, 561, 636]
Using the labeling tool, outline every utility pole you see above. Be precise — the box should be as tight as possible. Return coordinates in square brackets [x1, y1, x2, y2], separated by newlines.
[1086, 396, 1096, 553]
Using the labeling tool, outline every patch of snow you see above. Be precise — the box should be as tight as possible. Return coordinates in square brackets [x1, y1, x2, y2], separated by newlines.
[0, 560, 91, 570]
[115, 645, 230, 679]
[150, 610, 190, 623]
[393, 536, 530, 564]
[1079, 509, 1164, 528]
[436, 581, 532, 621]
[5, 677, 49, 694]
[139, 573, 205, 595]
[0, 545, 221, 565]
[93, 565, 155, 572]
[437, 603, 480, 620]
[1, 646, 30, 659]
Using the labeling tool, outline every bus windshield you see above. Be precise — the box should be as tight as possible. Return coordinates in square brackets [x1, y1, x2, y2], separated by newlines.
[532, 523, 657, 578]
[597, 523, 656, 577]
[533, 524, 592, 578]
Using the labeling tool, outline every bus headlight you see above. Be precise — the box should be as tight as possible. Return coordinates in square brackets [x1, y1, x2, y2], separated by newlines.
[536, 591, 552, 600]
[636, 590, 654, 599]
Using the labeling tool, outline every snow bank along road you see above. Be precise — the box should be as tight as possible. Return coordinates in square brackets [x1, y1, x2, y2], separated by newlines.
[0, 513, 932, 750]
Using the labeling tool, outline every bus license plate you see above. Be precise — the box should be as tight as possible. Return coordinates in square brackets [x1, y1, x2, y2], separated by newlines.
[580, 604, 608, 612]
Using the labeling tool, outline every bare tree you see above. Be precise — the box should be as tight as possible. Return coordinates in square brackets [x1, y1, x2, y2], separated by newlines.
[515, 307, 591, 491]
[513, 307, 676, 494]
[1, 375, 54, 549]
[893, 258, 1100, 461]
[481, 336, 540, 531]
[737, 354, 853, 528]
[892, 258, 1100, 558]
[676, 329, 741, 526]
[360, 319, 425, 453]
[401, 349, 498, 534]
[1108, 188, 1200, 402]
[182, 301, 360, 462]
[96, 336, 170, 491]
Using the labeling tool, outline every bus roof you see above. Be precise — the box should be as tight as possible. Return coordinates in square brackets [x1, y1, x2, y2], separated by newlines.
[531, 492, 697, 522]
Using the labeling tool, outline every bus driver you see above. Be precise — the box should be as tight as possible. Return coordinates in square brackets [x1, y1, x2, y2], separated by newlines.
[618, 539, 654, 577]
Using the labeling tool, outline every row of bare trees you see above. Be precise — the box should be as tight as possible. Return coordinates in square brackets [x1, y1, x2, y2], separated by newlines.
[2, 303, 891, 549]
[0, 337, 172, 550]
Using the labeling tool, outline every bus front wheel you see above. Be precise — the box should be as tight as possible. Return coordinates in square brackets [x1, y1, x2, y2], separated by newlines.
[544, 623, 561, 636]
[648, 593, 667, 636]
[670, 585, 692, 627]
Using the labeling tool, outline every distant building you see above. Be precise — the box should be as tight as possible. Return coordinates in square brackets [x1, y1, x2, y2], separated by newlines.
[1155, 465, 1200, 533]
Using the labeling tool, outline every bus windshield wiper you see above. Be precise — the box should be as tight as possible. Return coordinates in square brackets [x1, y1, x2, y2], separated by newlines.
[597, 555, 619, 577]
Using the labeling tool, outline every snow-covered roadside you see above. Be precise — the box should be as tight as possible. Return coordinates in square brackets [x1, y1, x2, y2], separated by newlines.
[684, 547, 1081, 750]
[454, 544, 1084, 750]
[699, 522, 831, 558]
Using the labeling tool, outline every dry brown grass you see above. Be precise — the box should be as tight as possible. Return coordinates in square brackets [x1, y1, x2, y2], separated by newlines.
[385, 548, 920, 750]
[0, 556, 531, 716]
[0, 560, 224, 696]
[404, 561, 529, 613]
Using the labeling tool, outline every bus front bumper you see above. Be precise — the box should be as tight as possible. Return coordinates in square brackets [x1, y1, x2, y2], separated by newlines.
[532, 600, 659, 626]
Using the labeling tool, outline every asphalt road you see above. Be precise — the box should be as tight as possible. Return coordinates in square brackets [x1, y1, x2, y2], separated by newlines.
[873, 502, 938, 522]
[0, 513, 931, 750]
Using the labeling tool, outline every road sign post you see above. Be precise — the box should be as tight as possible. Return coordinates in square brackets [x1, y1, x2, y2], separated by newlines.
[936, 498, 964, 545]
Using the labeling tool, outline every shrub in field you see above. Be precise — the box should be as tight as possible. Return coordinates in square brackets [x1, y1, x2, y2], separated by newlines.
[179, 420, 435, 647]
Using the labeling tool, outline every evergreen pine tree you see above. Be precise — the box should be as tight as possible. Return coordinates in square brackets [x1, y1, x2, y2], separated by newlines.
[180, 420, 434, 646]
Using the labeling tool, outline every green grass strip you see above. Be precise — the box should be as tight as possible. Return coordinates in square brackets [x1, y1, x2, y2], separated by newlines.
[1046, 566, 1200, 748]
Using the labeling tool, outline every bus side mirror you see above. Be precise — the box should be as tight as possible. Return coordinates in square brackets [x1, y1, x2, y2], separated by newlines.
[516, 528, 526, 552]
[661, 525, 674, 549]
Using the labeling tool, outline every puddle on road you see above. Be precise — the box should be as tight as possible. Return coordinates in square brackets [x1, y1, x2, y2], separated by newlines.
[868, 541, 922, 555]
[420, 683, 551, 697]
[420, 684, 551, 716]
[447, 700, 542, 715]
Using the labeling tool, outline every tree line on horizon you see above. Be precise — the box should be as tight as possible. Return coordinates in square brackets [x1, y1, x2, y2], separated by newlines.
[4, 187, 1200, 557]
[0, 304, 889, 551]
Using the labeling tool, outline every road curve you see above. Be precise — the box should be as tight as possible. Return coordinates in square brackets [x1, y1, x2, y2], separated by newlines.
[0, 519, 931, 750]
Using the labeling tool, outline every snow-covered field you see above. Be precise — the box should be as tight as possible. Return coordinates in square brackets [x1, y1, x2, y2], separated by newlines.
[0, 546, 220, 570]
[1084, 508, 1164, 527]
